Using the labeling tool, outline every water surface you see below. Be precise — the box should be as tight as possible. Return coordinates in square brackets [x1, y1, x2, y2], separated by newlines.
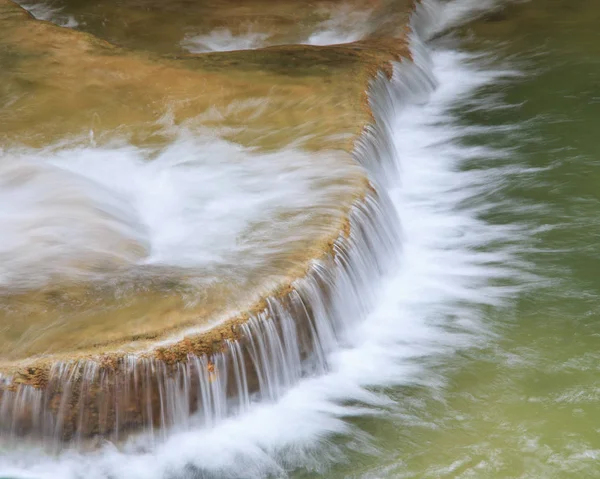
[2, 0, 600, 477]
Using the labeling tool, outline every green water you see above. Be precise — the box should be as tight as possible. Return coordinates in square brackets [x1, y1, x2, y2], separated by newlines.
[301, 1, 600, 477]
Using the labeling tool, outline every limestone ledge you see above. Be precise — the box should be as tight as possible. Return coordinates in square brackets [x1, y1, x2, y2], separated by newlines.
[0, 0, 414, 395]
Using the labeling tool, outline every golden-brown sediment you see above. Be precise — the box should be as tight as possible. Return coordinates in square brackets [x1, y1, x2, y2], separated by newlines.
[0, 0, 414, 430]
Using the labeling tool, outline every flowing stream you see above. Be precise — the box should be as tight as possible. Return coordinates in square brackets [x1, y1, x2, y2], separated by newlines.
[1, 0, 599, 477]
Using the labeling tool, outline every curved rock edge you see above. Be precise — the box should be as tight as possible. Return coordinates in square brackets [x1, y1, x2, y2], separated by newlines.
[0, 0, 422, 445]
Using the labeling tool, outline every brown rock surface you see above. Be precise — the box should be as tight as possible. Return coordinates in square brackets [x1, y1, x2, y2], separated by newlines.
[0, 0, 413, 441]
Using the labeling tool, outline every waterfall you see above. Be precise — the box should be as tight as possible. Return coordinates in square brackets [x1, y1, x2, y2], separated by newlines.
[0, 2, 521, 477]
[0, 0, 468, 449]
[0, 183, 398, 445]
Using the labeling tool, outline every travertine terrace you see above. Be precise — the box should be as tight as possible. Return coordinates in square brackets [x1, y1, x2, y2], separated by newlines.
[0, 0, 414, 442]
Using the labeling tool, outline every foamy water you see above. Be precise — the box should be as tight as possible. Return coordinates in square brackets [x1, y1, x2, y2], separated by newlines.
[19, 1, 78, 27]
[0, 137, 361, 291]
[182, 5, 373, 53]
[182, 29, 271, 53]
[305, 6, 372, 46]
[0, 0, 526, 477]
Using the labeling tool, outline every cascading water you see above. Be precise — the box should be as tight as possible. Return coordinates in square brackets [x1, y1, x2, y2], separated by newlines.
[0, 130, 382, 440]
[0, 0, 529, 477]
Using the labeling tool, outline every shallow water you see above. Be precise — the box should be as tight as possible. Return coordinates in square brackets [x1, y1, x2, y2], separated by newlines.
[1, 0, 600, 477]
[0, 136, 365, 361]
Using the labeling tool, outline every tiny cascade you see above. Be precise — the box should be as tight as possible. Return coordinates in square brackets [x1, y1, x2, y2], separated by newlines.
[0, 0, 447, 450]
[0, 190, 398, 447]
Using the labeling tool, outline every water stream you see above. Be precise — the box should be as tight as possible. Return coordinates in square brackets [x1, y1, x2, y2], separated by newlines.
[1, 0, 599, 477]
